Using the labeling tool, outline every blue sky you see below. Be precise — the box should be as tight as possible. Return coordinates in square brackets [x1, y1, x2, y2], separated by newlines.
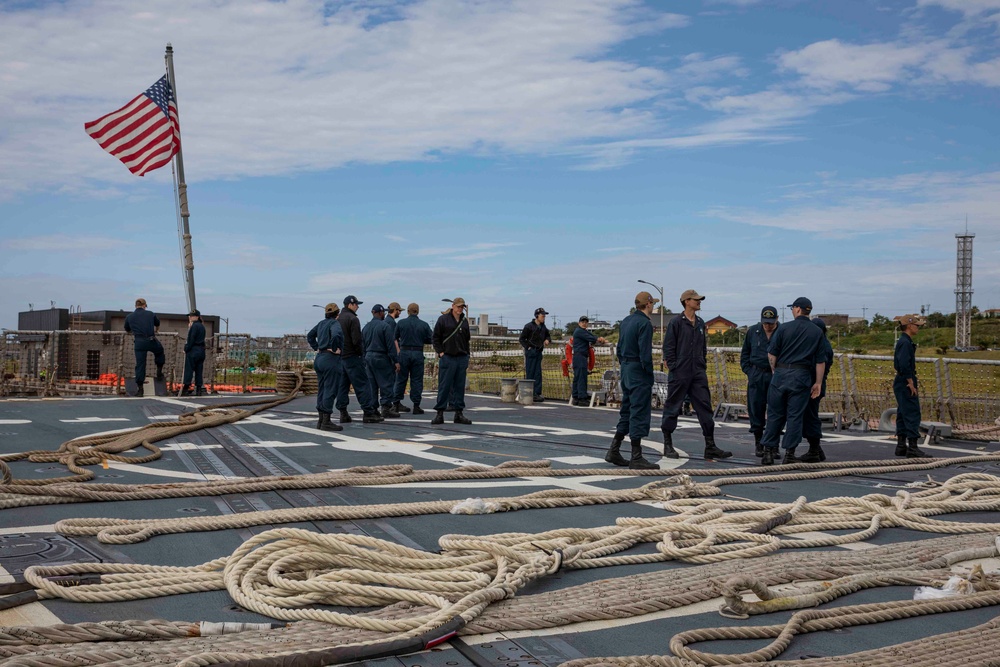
[2, 0, 998, 335]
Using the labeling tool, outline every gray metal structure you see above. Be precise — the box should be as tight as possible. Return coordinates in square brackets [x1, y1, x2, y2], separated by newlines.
[955, 230, 974, 349]
[165, 44, 197, 313]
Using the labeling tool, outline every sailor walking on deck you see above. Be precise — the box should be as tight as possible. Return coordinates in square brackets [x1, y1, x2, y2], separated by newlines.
[363, 304, 400, 419]
[431, 298, 472, 426]
[336, 295, 382, 424]
[520, 308, 551, 402]
[385, 302, 408, 413]
[180, 309, 206, 397]
[660, 290, 732, 461]
[759, 297, 825, 465]
[800, 317, 834, 462]
[605, 291, 659, 470]
[307, 303, 344, 432]
[394, 303, 433, 415]
[893, 313, 931, 458]
[124, 298, 165, 397]
[571, 316, 606, 405]
[740, 306, 779, 456]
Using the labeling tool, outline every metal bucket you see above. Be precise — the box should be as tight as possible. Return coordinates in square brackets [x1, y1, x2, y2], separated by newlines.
[517, 379, 535, 405]
[500, 378, 518, 403]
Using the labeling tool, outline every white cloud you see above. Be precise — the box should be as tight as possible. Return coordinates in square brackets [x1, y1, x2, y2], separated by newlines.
[917, 0, 1000, 16]
[1, 235, 132, 253]
[779, 39, 931, 92]
[705, 170, 1000, 235]
[0, 0, 691, 197]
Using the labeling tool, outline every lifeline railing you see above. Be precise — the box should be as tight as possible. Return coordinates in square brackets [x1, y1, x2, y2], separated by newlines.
[3, 332, 997, 441]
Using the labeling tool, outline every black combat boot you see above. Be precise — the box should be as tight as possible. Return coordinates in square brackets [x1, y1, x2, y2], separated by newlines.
[704, 435, 732, 459]
[454, 410, 472, 425]
[800, 437, 825, 463]
[431, 410, 445, 425]
[906, 437, 931, 458]
[753, 431, 764, 457]
[533, 395, 545, 403]
[135, 387, 144, 397]
[317, 412, 343, 432]
[195, 386, 204, 397]
[761, 447, 776, 466]
[180, 385, 192, 397]
[382, 404, 400, 419]
[339, 409, 353, 424]
[605, 433, 628, 467]
[895, 434, 907, 456]
[362, 410, 383, 424]
[316, 411, 324, 429]
[661, 429, 679, 459]
[782, 448, 800, 464]
[155, 366, 165, 381]
[629, 438, 658, 470]
[412, 403, 425, 415]
[395, 401, 411, 413]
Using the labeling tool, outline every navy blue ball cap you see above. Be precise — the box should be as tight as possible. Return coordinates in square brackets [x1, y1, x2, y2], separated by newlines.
[344, 295, 362, 306]
[535, 307, 549, 316]
[371, 304, 385, 313]
[760, 306, 778, 323]
[788, 297, 812, 310]
[812, 317, 827, 333]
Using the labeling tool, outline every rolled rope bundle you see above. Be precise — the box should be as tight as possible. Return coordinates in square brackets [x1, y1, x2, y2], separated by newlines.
[276, 370, 316, 395]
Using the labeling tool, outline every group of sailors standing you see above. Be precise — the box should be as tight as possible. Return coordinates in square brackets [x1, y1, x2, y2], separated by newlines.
[307, 296, 472, 431]
[607, 290, 932, 468]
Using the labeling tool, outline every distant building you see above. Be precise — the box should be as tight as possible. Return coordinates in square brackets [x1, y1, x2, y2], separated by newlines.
[816, 313, 850, 327]
[984, 309, 1000, 319]
[704, 315, 738, 335]
[472, 313, 509, 336]
[17, 307, 218, 339]
[14, 306, 219, 381]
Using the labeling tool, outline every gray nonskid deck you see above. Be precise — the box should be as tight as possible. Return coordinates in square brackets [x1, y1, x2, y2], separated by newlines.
[0, 393, 998, 666]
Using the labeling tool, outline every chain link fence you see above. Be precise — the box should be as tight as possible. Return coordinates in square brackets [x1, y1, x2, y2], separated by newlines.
[2, 331, 997, 441]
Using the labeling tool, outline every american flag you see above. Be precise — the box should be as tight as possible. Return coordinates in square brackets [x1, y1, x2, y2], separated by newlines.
[85, 75, 180, 177]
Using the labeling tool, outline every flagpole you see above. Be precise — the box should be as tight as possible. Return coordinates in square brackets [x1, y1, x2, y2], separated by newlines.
[164, 43, 197, 312]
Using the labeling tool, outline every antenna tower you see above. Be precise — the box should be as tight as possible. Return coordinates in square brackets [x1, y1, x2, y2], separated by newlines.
[955, 226, 975, 349]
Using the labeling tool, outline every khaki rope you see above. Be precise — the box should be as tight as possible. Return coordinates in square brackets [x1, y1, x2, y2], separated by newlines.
[50, 470, 1000, 550]
[2, 535, 996, 666]
[0, 375, 305, 487]
[3, 453, 1000, 511]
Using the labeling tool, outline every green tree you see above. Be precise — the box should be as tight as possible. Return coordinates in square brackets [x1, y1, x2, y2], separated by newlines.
[870, 313, 892, 330]
[255, 352, 272, 368]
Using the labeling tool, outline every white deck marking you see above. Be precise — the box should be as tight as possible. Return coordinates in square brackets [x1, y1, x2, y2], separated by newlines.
[484, 431, 545, 437]
[466, 407, 515, 411]
[158, 443, 223, 451]
[59, 417, 131, 423]
[247, 441, 321, 449]
[249, 417, 480, 467]
[149, 397, 202, 408]
[408, 434, 476, 442]
[522, 405, 556, 410]
[148, 415, 181, 421]
[0, 420, 31, 424]
[107, 461, 233, 481]
[0, 565, 61, 627]
[549, 456, 613, 465]
[0, 525, 55, 535]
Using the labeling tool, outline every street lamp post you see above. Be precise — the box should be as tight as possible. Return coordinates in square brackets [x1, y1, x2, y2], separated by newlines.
[637, 279, 666, 350]
[220, 317, 229, 385]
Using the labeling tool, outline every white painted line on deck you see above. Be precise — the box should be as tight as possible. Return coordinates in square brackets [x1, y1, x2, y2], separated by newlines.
[247, 441, 321, 449]
[150, 397, 203, 409]
[0, 564, 62, 627]
[549, 455, 617, 465]
[107, 461, 233, 481]
[59, 417, 131, 423]
[0, 420, 31, 425]
[158, 443, 224, 451]
[0, 525, 55, 535]
[408, 434, 476, 442]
